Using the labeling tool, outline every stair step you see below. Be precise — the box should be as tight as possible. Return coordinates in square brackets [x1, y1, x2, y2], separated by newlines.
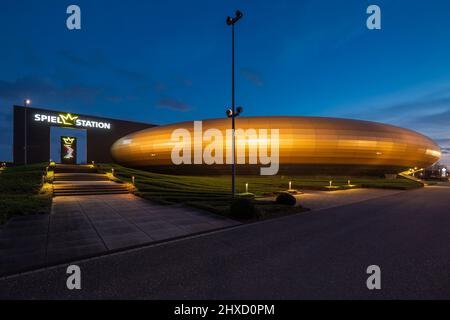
[53, 184, 128, 188]
[54, 175, 107, 177]
[54, 178, 110, 181]
[53, 187, 127, 190]
[53, 164, 99, 173]
[54, 190, 130, 196]
[54, 188, 129, 192]
[54, 174, 110, 182]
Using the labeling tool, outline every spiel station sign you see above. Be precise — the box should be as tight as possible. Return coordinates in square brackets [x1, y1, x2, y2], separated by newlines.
[33, 112, 111, 130]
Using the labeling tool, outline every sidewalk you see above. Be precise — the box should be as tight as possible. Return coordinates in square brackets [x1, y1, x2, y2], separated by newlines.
[0, 194, 238, 276]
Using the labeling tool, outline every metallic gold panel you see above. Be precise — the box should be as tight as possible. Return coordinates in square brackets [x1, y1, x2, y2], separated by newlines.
[110, 116, 441, 174]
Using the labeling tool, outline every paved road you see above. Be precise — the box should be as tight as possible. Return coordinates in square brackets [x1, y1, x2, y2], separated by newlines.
[1, 186, 450, 299]
[263, 188, 404, 211]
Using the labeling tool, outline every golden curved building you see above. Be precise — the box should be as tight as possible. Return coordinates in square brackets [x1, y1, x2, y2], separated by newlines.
[111, 116, 441, 175]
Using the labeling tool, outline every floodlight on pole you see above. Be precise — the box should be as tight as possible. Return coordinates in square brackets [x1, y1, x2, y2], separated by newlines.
[225, 10, 243, 199]
[24, 99, 31, 165]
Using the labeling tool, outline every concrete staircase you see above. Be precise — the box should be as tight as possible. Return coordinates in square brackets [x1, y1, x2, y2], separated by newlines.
[54, 173, 110, 182]
[53, 164, 130, 196]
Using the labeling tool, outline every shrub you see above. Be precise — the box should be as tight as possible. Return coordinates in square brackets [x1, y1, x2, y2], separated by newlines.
[276, 192, 297, 206]
[229, 198, 260, 220]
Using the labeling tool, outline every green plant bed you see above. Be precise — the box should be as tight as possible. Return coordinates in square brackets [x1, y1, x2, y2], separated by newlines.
[236, 192, 255, 199]
[324, 186, 341, 191]
[0, 163, 52, 224]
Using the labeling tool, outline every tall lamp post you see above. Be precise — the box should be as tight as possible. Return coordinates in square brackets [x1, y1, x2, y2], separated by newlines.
[226, 10, 243, 198]
[24, 99, 31, 165]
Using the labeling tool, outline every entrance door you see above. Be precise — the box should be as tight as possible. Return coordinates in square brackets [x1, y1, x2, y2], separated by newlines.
[61, 136, 77, 164]
[50, 127, 87, 164]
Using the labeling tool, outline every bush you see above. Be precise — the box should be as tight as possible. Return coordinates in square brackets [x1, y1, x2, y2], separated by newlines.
[276, 192, 297, 206]
[229, 198, 260, 220]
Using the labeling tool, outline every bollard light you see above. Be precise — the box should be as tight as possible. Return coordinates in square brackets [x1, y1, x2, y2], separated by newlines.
[289, 181, 292, 190]
[348, 180, 351, 186]
[111, 168, 115, 176]
[329, 180, 332, 187]
[245, 183, 248, 193]
[132, 176, 135, 185]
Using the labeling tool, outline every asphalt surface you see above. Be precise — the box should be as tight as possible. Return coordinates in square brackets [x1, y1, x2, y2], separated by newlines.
[1, 186, 450, 299]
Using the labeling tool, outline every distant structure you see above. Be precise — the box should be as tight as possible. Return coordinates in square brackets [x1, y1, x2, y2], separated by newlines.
[421, 163, 448, 180]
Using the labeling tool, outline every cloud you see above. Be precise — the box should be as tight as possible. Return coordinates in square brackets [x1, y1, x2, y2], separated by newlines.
[0, 111, 12, 123]
[156, 97, 191, 112]
[173, 76, 193, 87]
[435, 138, 450, 145]
[241, 68, 264, 87]
[413, 108, 450, 126]
[59, 50, 107, 68]
[0, 77, 54, 100]
[152, 81, 166, 93]
[113, 67, 149, 83]
[0, 77, 103, 104]
[59, 50, 150, 84]
[341, 85, 450, 165]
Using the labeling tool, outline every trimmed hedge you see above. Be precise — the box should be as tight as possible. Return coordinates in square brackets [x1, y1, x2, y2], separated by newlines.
[276, 192, 297, 206]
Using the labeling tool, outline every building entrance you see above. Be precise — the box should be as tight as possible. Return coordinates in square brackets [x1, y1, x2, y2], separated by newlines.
[60, 136, 77, 164]
[50, 127, 87, 164]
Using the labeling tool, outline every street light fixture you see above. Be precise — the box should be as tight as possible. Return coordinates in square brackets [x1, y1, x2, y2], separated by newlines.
[24, 99, 31, 165]
[226, 9, 243, 199]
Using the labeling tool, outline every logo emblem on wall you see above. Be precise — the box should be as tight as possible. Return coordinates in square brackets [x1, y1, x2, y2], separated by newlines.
[61, 136, 77, 164]
[59, 113, 79, 126]
[62, 137, 75, 145]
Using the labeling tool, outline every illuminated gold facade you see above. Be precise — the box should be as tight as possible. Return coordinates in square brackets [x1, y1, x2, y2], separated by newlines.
[111, 116, 441, 175]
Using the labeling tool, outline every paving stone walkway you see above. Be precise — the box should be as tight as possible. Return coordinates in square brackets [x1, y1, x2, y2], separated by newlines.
[0, 194, 238, 276]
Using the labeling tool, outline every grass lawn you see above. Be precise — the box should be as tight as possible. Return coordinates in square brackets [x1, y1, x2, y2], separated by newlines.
[96, 163, 422, 219]
[0, 163, 52, 224]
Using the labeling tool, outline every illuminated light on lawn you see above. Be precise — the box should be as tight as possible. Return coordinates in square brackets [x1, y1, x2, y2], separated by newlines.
[132, 176, 135, 185]
[111, 168, 115, 176]
[40, 182, 53, 194]
[329, 180, 332, 187]
[245, 183, 248, 193]
[289, 181, 292, 190]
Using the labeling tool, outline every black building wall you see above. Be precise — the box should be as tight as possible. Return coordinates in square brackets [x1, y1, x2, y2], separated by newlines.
[13, 105, 155, 164]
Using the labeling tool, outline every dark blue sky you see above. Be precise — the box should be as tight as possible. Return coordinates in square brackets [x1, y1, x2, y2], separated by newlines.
[1, 0, 450, 164]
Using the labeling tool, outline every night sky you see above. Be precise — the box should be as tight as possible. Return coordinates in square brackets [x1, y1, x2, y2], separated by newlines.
[1, 0, 450, 164]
